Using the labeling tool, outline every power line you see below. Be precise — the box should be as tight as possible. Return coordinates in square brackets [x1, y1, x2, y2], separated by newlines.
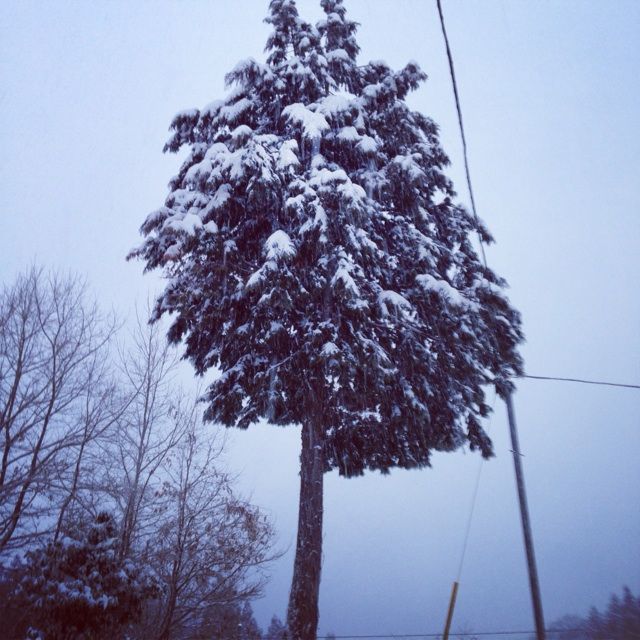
[456, 448, 484, 579]
[435, 0, 487, 268]
[456, 390, 496, 581]
[435, 0, 639, 396]
[436, 0, 639, 398]
[315, 630, 584, 639]
[520, 374, 640, 390]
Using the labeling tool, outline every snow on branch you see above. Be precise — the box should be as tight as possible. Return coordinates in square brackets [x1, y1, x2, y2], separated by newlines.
[416, 273, 478, 311]
[282, 103, 330, 143]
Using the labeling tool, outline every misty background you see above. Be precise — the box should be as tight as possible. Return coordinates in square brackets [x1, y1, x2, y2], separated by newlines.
[1, 0, 638, 635]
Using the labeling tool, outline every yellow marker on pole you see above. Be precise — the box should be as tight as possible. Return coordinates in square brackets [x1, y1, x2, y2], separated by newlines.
[443, 580, 459, 640]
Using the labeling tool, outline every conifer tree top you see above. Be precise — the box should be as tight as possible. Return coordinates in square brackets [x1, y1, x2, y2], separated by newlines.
[130, 0, 523, 477]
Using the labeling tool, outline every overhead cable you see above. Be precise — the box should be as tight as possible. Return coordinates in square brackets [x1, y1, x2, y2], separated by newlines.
[520, 374, 640, 390]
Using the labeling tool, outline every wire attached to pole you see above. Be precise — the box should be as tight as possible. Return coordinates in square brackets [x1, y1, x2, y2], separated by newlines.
[436, 3, 546, 638]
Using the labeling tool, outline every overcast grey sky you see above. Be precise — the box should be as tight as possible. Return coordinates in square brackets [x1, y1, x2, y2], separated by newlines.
[1, 0, 639, 636]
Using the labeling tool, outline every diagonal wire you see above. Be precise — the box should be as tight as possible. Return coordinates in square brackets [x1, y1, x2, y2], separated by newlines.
[520, 374, 640, 390]
[436, 0, 640, 397]
[436, 0, 487, 268]
[456, 389, 496, 581]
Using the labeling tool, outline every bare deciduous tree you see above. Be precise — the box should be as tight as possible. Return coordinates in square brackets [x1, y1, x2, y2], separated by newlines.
[1, 274, 277, 635]
[151, 404, 276, 640]
[91, 314, 278, 639]
[0, 267, 116, 553]
[52, 357, 120, 543]
[96, 311, 185, 561]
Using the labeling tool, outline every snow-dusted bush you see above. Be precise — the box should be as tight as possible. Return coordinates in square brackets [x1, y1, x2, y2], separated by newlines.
[15, 512, 159, 640]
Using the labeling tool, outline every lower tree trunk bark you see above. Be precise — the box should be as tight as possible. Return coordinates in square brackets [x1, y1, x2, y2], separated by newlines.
[287, 416, 324, 639]
[156, 586, 176, 640]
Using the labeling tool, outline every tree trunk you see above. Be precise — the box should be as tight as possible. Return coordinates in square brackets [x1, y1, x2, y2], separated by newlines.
[54, 436, 87, 543]
[156, 582, 177, 640]
[287, 416, 324, 639]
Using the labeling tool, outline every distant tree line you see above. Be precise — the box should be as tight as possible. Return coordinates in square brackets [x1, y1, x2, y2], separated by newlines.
[549, 586, 640, 640]
[0, 266, 278, 639]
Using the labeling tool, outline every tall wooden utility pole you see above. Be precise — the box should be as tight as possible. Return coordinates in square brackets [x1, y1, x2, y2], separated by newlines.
[506, 392, 546, 640]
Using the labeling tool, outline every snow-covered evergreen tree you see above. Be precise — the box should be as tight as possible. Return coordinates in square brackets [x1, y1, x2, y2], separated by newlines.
[15, 512, 159, 639]
[130, 0, 522, 637]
